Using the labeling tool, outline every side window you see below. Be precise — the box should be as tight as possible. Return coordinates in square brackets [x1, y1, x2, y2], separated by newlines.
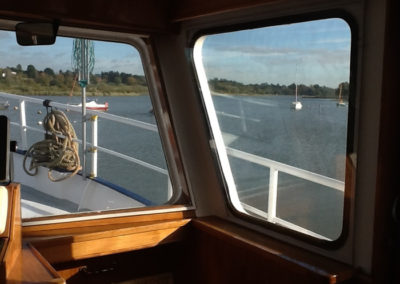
[0, 30, 180, 218]
[194, 18, 353, 241]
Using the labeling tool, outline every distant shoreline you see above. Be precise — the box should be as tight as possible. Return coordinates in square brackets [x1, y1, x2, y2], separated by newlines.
[0, 90, 147, 97]
[211, 92, 341, 99]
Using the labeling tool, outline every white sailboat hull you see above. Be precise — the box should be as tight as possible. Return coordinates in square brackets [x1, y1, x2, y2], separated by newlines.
[291, 101, 302, 110]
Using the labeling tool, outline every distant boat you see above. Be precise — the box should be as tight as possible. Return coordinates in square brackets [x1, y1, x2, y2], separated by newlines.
[291, 84, 302, 110]
[75, 100, 109, 111]
[336, 83, 346, 107]
[0, 101, 9, 110]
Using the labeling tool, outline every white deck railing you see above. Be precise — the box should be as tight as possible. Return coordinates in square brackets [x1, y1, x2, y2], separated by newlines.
[1, 92, 344, 237]
[0, 92, 168, 183]
[226, 147, 344, 233]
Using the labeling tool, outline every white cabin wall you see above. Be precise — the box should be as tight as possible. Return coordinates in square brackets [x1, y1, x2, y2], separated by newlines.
[151, 33, 229, 218]
[351, 0, 386, 274]
[153, 0, 387, 275]
[175, 0, 364, 265]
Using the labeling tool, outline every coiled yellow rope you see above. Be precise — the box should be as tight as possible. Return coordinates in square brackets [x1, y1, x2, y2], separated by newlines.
[23, 109, 81, 182]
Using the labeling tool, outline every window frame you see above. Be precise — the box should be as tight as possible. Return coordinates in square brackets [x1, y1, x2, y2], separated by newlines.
[0, 20, 193, 226]
[190, 10, 358, 248]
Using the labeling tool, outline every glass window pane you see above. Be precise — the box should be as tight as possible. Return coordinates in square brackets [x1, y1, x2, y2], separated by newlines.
[194, 18, 352, 240]
[0, 30, 174, 218]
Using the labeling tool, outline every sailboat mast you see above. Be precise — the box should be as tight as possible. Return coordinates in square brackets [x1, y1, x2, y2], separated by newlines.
[295, 84, 298, 102]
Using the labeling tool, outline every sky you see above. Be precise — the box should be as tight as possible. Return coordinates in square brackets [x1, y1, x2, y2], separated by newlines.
[0, 17, 351, 88]
[202, 18, 351, 88]
[0, 31, 145, 75]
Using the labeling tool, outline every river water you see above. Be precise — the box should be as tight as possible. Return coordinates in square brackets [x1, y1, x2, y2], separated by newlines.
[214, 94, 348, 239]
[3, 94, 349, 239]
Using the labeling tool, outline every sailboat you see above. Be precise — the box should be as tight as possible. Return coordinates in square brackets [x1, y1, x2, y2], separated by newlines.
[291, 84, 303, 110]
[337, 83, 346, 107]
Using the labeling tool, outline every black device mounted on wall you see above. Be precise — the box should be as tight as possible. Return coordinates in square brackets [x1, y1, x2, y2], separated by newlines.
[0, 115, 13, 185]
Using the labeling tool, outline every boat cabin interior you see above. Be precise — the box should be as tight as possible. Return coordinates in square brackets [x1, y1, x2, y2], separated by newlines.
[0, 0, 399, 283]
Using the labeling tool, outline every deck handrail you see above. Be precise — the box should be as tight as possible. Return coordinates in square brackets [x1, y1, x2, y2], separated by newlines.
[1, 92, 344, 233]
[226, 147, 344, 192]
[0, 92, 157, 132]
[0, 92, 167, 178]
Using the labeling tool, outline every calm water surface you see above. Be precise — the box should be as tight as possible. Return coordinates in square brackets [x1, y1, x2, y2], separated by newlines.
[3, 94, 349, 239]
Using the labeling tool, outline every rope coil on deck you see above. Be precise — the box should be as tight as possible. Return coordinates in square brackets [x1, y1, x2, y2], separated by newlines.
[23, 109, 81, 182]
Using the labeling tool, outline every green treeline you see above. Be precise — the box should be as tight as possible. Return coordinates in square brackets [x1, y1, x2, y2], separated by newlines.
[209, 78, 349, 100]
[0, 64, 349, 99]
[0, 64, 148, 96]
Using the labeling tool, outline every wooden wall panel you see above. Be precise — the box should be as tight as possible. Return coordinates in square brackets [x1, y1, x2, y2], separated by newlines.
[6, 244, 65, 284]
[171, 0, 280, 21]
[31, 219, 191, 263]
[0, 0, 170, 33]
[372, 0, 400, 282]
[189, 217, 354, 284]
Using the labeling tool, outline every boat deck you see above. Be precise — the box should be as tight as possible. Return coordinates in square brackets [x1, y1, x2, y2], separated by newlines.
[21, 185, 83, 218]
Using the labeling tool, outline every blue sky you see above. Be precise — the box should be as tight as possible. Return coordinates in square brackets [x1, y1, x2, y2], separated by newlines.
[0, 17, 351, 88]
[0, 31, 144, 75]
[202, 18, 351, 88]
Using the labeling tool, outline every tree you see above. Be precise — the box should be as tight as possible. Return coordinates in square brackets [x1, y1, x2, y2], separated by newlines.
[44, 67, 55, 76]
[26, 64, 37, 79]
[126, 76, 137, 85]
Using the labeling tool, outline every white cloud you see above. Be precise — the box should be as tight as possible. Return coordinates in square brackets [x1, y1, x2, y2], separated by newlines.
[202, 46, 351, 87]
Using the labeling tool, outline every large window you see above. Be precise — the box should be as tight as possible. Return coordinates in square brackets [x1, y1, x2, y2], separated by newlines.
[194, 18, 353, 241]
[0, 28, 183, 219]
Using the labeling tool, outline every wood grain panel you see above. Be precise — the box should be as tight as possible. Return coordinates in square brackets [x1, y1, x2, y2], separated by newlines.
[190, 217, 354, 284]
[23, 209, 194, 238]
[6, 244, 65, 284]
[32, 219, 191, 263]
[2, 184, 21, 279]
[53, 242, 188, 283]
[0, 0, 171, 33]
[171, 0, 279, 21]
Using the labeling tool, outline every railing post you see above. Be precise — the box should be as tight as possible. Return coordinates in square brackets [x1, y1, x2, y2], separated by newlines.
[267, 167, 278, 222]
[19, 100, 28, 150]
[89, 115, 98, 178]
[239, 100, 247, 133]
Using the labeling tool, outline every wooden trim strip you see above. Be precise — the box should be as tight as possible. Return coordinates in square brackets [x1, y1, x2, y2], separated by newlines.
[23, 206, 194, 227]
[23, 204, 194, 223]
[3, 184, 21, 279]
[23, 210, 194, 238]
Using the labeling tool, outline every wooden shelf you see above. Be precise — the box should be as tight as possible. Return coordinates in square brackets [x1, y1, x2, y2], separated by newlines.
[30, 218, 192, 264]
